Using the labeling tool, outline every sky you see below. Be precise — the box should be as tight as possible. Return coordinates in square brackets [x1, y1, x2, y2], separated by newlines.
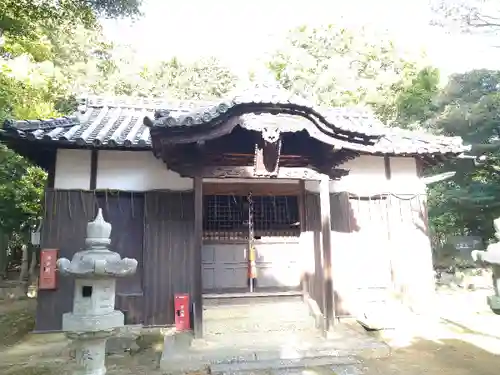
[101, 0, 500, 81]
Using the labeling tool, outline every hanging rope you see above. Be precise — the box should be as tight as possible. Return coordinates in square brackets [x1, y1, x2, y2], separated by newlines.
[247, 191, 257, 291]
[334, 191, 426, 201]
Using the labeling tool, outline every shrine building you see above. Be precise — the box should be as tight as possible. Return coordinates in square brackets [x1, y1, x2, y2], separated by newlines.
[0, 88, 469, 336]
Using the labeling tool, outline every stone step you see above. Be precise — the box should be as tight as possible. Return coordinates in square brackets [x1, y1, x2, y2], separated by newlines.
[160, 324, 390, 373]
[203, 291, 303, 306]
[203, 321, 315, 335]
[203, 301, 310, 319]
[210, 355, 360, 375]
[203, 301, 317, 336]
[161, 349, 360, 374]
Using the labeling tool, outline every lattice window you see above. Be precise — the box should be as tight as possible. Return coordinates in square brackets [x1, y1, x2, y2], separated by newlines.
[203, 195, 300, 241]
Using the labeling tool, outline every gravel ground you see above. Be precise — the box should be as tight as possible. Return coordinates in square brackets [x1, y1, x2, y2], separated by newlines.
[361, 337, 500, 375]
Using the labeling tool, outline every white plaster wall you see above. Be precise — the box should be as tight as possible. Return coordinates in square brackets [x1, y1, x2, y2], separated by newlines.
[96, 151, 193, 191]
[54, 149, 91, 190]
[54, 150, 423, 194]
[305, 155, 425, 194]
[54, 150, 300, 191]
[389, 156, 425, 194]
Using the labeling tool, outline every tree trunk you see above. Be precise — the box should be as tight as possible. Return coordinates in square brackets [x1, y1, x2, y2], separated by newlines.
[19, 244, 29, 282]
[28, 246, 37, 281]
[0, 232, 7, 279]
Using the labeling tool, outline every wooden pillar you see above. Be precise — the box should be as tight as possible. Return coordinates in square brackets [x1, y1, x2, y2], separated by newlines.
[193, 176, 203, 338]
[319, 176, 335, 331]
[90, 150, 98, 190]
[384, 155, 397, 288]
[298, 180, 308, 297]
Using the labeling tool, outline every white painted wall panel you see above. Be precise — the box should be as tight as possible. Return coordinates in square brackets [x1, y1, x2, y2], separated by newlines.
[96, 151, 193, 191]
[255, 241, 302, 288]
[390, 157, 417, 176]
[54, 149, 91, 190]
[305, 155, 424, 194]
[332, 155, 387, 194]
[389, 157, 424, 194]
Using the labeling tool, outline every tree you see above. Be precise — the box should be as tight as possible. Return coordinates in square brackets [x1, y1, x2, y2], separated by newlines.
[86, 52, 239, 99]
[423, 70, 500, 243]
[380, 67, 442, 130]
[266, 24, 433, 125]
[0, 0, 142, 40]
[431, 0, 500, 33]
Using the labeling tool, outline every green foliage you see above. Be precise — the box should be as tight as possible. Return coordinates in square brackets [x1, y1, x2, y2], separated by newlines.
[86, 54, 238, 99]
[0, 146, 46, 231]
[423, 70, 500, 244]
[0, 0, 142, 40]
[390, 67, 441, 129]
[266, 24, 429, 125]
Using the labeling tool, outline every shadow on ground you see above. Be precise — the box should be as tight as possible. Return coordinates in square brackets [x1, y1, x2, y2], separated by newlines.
[362, 338, 500, 375]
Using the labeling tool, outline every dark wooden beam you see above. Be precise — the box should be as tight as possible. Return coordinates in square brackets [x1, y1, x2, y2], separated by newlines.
[193, 176, 203, 338]
[90, 150, 98, 190]
[46, 149, 57, 189]
[415, 157, 427, 177]
[173, 165, 349, 181]
[203, 182, 300, 196]
[384, 155, 391, 180]
[319, 176, 335, 332]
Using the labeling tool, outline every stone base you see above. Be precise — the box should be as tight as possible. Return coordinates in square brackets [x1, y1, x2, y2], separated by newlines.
[62, 310, 124, 332]
[304, 294, 325, 331]
[487, 295, 500, 315]
[105, 325, 142, 354]
[356, 300, 408, 331]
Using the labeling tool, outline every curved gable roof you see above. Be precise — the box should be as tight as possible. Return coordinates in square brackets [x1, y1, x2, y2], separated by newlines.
[144, 87, 385, 139]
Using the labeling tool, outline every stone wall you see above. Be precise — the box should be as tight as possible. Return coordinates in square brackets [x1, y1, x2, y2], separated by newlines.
[435, 267, 493, 291]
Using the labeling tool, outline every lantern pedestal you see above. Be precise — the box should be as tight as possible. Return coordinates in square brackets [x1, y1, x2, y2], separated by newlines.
[472, 217, 500, 315]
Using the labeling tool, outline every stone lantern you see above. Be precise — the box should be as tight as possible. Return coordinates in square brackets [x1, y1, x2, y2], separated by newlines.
[472, 217, 500, 315]
[57, 208, 138, 375]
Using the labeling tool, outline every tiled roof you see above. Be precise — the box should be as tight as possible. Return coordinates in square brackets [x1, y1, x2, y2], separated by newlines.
[375, 128, 468, 155]
[145, 87, 386, 138]
[0, 92, 470, 155]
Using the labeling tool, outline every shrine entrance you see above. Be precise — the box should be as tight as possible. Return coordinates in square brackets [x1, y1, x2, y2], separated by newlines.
[201, 189, 302, 293]
[144, 89, 380, 337]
